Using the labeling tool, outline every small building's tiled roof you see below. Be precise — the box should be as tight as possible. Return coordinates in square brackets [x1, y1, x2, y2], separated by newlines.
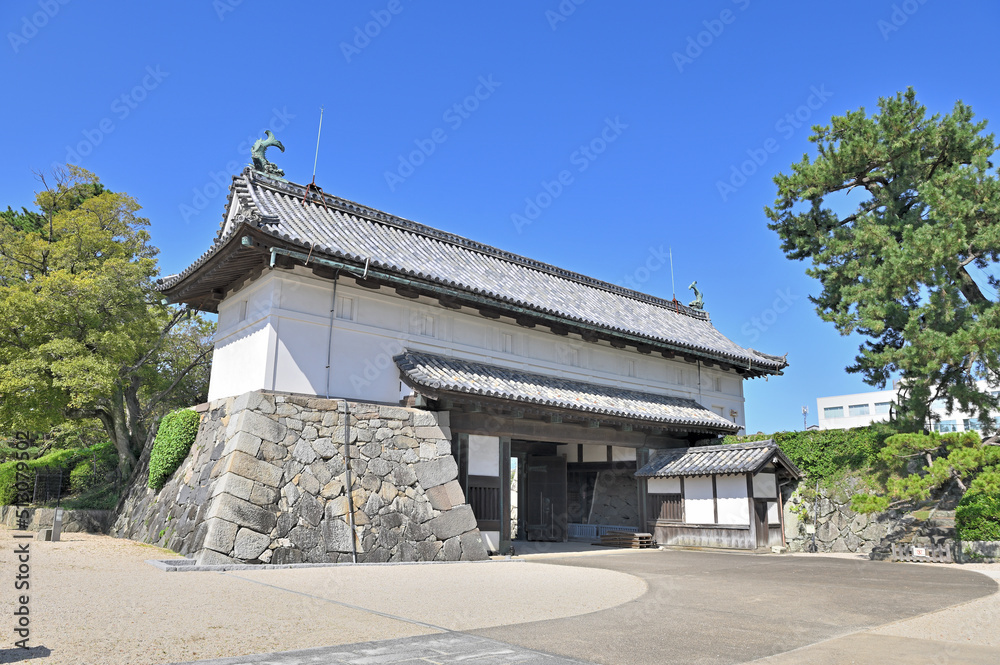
[394, 350, 739, 433]
[635, 440, 802, 478]
[160, 169, 787, 374]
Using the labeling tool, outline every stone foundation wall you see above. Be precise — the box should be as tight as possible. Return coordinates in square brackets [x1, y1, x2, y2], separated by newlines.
[782, 481, 910, 554]
[112, 391, 488, 564]
[588, 469, 639, 527]
[111, 404, 228, 556]
[1, 507, 111, 533]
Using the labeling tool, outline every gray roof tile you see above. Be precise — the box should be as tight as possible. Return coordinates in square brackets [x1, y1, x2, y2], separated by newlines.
[395, 350, 739, 432]
[635, 440, 803, 477]
[162, 169, 787, 372]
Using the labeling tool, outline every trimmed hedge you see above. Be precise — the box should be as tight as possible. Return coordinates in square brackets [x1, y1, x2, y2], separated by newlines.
[956, 491, 1000, 542]
[0, 441, 115, 506]
[147, 409, 200, 491]
[722, 423, 896, 482]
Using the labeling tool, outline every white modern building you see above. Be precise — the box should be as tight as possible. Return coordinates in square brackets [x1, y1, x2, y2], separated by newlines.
[817, 382, 1000, 433]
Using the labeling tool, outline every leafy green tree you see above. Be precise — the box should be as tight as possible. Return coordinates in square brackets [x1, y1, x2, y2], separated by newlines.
[0, 166, 214, 478]
[766, 88, 1000, 431]
[851, 431, 1000, 513]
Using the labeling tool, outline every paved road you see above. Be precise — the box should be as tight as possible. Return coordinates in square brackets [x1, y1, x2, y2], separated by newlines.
[472, 551, 998, 665]
[168, 551, 998, 665]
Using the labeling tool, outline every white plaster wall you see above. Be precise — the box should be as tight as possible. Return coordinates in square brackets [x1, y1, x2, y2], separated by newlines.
[207, 268, 752, 422]
[582, 444, 607, 463]
[767, 501, 779, 523]
[557, 444, 578, 463]
[612, 446, 636, 462]
[647, 477, 681, 494]
[684, 476, 715, 524]
[468, 435, 500, 476]
[716, 474, 750, 525]
[752, 472, 777, 498]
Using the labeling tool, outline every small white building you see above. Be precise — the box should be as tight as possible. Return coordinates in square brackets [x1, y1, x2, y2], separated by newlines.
[817, 382, 1000, 433]
[159, 165, 789, 552]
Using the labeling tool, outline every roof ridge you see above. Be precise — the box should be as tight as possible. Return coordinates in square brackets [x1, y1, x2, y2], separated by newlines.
[247, 169, 711, 322]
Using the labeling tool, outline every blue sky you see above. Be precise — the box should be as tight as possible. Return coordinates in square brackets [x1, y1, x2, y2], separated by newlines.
[4, 1, 999, 434]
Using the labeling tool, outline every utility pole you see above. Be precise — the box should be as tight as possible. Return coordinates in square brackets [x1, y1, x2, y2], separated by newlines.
[802, 405, 808, 430]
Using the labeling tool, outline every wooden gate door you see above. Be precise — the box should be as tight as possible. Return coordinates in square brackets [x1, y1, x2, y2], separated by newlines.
[753, 500, 769, 548]
[524, 455, 568, 541]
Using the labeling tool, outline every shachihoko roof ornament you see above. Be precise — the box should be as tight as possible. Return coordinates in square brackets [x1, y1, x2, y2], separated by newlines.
[251, 130, 285, 178]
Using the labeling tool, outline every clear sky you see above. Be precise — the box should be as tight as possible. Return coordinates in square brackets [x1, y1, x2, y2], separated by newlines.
[4, 1, 999, 434]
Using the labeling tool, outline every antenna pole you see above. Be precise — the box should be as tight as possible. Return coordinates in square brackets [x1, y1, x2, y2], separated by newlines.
[669, 247, 676, 299]
[311, 106, 324, 183]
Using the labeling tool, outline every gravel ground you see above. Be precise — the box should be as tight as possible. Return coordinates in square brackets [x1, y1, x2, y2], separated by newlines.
[0, 528, 645, 665]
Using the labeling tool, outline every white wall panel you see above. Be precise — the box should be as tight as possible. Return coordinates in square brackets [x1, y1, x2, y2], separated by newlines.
[753, 472, 777, 498]
[684, 476, 715, 524]
[468, 435, 500, 476]
[647, 477, 680, 494]
[716, 474, 750, 525]
[273, 318, 329, 396]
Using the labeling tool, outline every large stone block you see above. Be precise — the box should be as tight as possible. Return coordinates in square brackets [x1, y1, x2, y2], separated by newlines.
[378, 405, 411, 421]
[223, 451, 284, 488]
[442, 535, 462, 561]
[298, 493, 323, 527]
[211, 474, 254, 502]
[325, 495, 350, 518]
[411, 410, 438, 427]
[426, 505, 477, 541]
[197, 548, 235, 566]
[223, 431, 263, 458]
[207, 493, 277, 534]
[233, 528, 270, 560]
[391, 466, 417, 487]
[425, 480, 465, 512]
[200, 518, 238, 554]
[414, 456, 458, 489]
[311, 437, 338, 460]
[292, 440, 317, 464]
[288, 525, 323, 552]
[460, 530, 489, 560]
[323, 518, 355, 553]
[415, 426, 451, 440]
[231, 391, 275, 416]
[229, 408, 286, 444]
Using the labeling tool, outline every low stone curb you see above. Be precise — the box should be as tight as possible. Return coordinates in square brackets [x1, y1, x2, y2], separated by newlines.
[145, 557, 524, 572]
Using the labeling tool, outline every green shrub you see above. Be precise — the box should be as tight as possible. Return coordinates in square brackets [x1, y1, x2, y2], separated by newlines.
[68, 440, 118, 493]
[722, 423, 896, 483]
[0, 442, 115, 506]
[147, 409, 200, 491]
[956, 491, 1000, 542]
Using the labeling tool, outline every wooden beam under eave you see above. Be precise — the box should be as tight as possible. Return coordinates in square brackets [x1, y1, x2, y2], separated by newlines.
[479, 308, 502, 320]
[610, 339, 627, 349]
[515, 316, 536, 328]
[438, 296, 462, 310]
[549, 325, 569, 336]
[636, 345, 653, 355]
[660, 350, 676, 359]
[395, 286, 420, 299]
[354, 277, 381, 290]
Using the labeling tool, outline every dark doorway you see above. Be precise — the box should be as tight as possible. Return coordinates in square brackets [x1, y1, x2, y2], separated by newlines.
[753, 500, 769, 548]
[524, 455, 568, 541]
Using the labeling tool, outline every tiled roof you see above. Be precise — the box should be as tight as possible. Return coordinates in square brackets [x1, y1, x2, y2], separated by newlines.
[394, 350, 739, 432]
[160, 168, 787, 373]
[635, 441, 802, 477]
